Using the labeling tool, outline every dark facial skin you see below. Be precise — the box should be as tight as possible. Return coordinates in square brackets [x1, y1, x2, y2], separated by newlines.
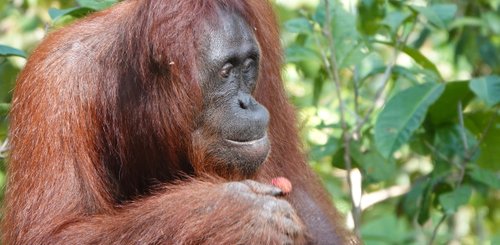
[193, 10, 270, 178]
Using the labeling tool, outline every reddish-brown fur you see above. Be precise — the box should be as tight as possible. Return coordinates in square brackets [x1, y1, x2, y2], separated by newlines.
[2, 0, 358, 244]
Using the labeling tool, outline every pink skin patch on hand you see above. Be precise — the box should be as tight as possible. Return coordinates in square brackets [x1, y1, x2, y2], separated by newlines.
[271, 177, 292, 195]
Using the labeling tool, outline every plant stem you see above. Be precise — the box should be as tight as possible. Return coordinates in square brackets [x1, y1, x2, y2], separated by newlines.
[323, 0, 360, 234]
[354, 20, 416, 136]
[429, 214, 447, 245]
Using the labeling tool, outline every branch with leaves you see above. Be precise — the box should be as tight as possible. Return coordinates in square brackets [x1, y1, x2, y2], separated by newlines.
[283, 0, 500, 243]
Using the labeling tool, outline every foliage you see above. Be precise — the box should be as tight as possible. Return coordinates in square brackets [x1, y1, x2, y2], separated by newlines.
[0, 0, 499, 244]
[276, 0, 500, 244]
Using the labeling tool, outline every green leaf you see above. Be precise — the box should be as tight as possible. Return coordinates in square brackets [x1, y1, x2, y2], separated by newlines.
[349, 140, 395, 183]
[357, 0, 386, 35]
[77, 0, 117, 10]
[0, 44, 26, 58]
[285, 45, 319, 63]
[412, 4, 458, 29]
[478, 36, 500, 69]
[49, 7, 95, 21]
[360, 214, 408, 244]
[400, 45, 442, 80]
[376, 41, 442, 79]
[433, 124, 478, 164]
[375, 83, 445, 158]
[332, 3, 358, 41]
[360, 65, 420, 86]
[412, 28, 430, 49]
[312, 77, 323, 106]
[484, 12, 500, 35]
[283, 18, 312, 34]
[382, 11, 412, 34]
[429, 4, 458, 26]
[449, 17, 483, 30]
[358, 152, 395, 183]
[409, 131, 433, 155]
[468, 166, 500, 189]
[465, 112, 500, 171]
[427, 81, 474, 125]
[493, 236, 500, 245]
[338, 41, 366, 69]
[330, 2, 364, 69]
[469, 75, 500, 107]
[438, 185, 472, 214]
[0, 103, 9, 115]
[401, 178, 429, 218]
[310, 137, 339, 161]
[418, 181, 433, 225]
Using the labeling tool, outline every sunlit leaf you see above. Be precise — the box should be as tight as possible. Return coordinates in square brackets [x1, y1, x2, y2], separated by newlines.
[360, 65, 420, 86]
[412, 4, 458, 29]
[376, 41, 442, 80]
[469, 75, 500, 107]
[0, 45, 26, 58]
[48, 7, 94, 21]
[338, 41, 366, 69]
[77, 0, 117, 10]
[483, 12, 500, 34]
[449, 17, 483, 30]
[382, 11, 412, 34]
[375, 83, 445, 158]
[400, 45, 442, 80]
[285, 45, 318, 63]
[284, 18, 312, 34]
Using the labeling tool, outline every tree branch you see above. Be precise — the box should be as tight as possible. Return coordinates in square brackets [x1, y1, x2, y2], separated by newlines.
[323, 0, 360, 234]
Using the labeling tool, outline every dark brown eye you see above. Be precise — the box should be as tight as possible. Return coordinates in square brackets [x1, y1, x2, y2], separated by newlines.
[219, 63, 233, 78]
[243, 58, 255, 72]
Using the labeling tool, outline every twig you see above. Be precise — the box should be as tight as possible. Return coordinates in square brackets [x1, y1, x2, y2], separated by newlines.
[457, 102, 469, 151]
[323, 0, 360, 234]
[457, 105, 499, 185]
[352, 67, 361, 140]
[354, 20, 417, 136]
[429, 105, 497, 244]
[428, 214, 448, 245]
[457, 101, 469, 187]
[464, 109, 498, 162]
[424, 141, 454, 166]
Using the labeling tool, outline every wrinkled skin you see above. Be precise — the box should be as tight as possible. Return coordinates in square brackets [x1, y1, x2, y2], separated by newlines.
[221, 180, 305, 243]
[191, 11, 306, 242]
[192, 10, 271, 179]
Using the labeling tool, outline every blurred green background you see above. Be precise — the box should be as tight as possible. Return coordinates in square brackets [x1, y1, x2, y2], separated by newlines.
[0, 0, 499, 244]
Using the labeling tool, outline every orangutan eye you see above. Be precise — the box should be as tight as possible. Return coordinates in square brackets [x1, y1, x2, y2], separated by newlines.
[243, 58, 255, 73]
[219, 63, 233, 78]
